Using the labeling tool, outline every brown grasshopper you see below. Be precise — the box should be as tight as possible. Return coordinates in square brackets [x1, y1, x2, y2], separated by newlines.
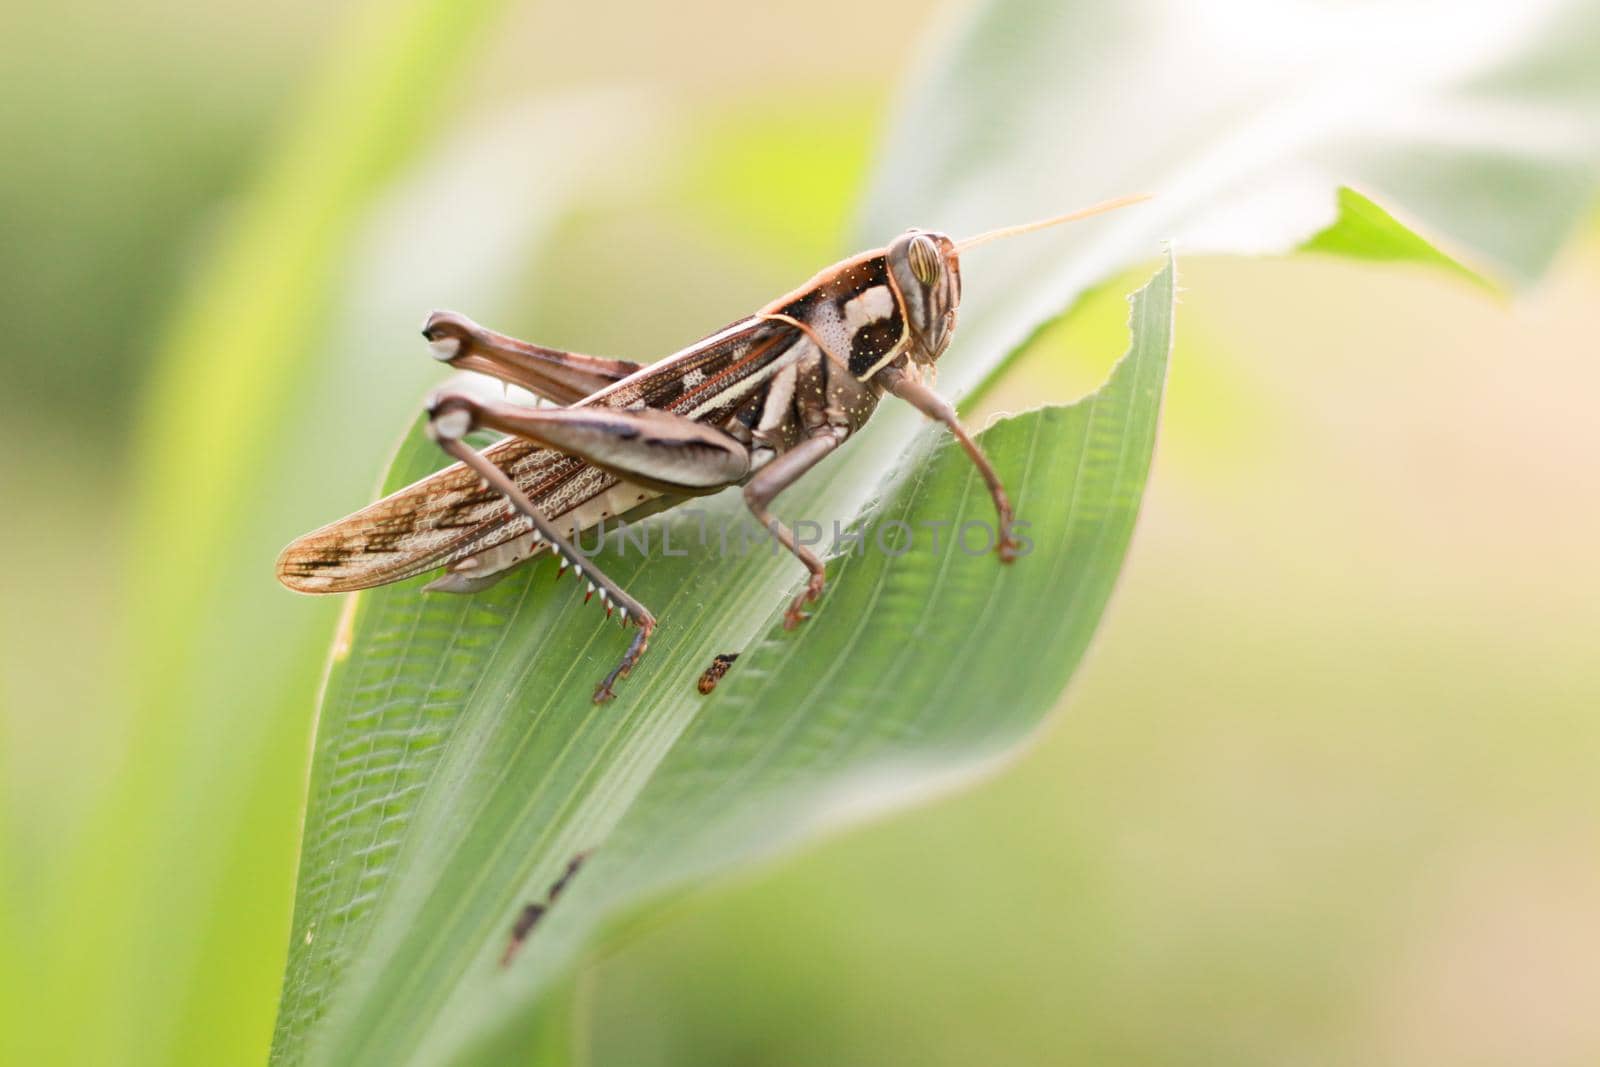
[277, 195, 1148, 701]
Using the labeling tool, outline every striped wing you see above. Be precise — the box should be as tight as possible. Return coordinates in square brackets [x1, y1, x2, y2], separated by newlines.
[276, 315, 802, 593]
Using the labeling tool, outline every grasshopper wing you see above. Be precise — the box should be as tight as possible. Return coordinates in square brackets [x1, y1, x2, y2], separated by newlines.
[276, 437, 595, 592]
[278, 313, 806, 593]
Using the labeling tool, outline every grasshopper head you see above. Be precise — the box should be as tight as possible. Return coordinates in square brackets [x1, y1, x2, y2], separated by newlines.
[885, 229, 961, 366]
[882, 194, 1154, 369]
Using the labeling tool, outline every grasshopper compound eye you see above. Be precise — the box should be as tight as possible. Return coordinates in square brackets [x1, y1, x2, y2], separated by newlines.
[908, 234, 941, 286]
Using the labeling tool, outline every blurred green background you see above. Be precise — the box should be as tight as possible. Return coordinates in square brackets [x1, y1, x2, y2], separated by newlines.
[3, 0, 1597, 1064]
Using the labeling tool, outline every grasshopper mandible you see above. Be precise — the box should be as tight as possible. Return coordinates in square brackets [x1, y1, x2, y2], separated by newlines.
[277, 194, 1148, 701]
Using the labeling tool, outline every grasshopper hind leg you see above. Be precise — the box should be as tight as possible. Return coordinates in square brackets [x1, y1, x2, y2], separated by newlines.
[427, 397, 656, 703]
[422, 310, 641, 405]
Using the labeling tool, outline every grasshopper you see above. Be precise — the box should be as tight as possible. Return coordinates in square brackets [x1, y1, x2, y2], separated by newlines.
[277, 195, 1148, 701]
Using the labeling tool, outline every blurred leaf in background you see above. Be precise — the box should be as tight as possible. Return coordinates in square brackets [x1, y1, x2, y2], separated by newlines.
[0, 0, 353, 873]
[8, 0, 529, 1061]
[861, 0, 1600, 388]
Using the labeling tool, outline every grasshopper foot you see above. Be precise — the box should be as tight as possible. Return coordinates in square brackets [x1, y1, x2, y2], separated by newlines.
[782, 574, 826, 630]
[592, 619, 654, 703]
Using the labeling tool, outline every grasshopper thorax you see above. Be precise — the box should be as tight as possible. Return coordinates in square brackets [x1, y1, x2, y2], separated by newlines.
[885, 229, 961, 367]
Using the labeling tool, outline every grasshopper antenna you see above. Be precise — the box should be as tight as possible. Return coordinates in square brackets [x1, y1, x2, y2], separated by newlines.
[955, 192, 1153, 252]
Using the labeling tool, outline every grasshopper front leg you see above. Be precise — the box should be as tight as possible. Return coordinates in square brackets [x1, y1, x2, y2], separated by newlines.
[875, 365, 1019, 562]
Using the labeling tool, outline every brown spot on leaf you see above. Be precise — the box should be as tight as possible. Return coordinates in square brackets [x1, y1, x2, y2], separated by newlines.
[499, 850, 592, 968]
[697, 653, 740, 694]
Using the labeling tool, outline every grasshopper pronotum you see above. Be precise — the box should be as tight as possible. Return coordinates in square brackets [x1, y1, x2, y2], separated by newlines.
[277, 195, 1149, 701]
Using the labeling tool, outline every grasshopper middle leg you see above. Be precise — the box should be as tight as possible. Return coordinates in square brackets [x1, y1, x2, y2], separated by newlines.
[742, 428, 846, 628]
